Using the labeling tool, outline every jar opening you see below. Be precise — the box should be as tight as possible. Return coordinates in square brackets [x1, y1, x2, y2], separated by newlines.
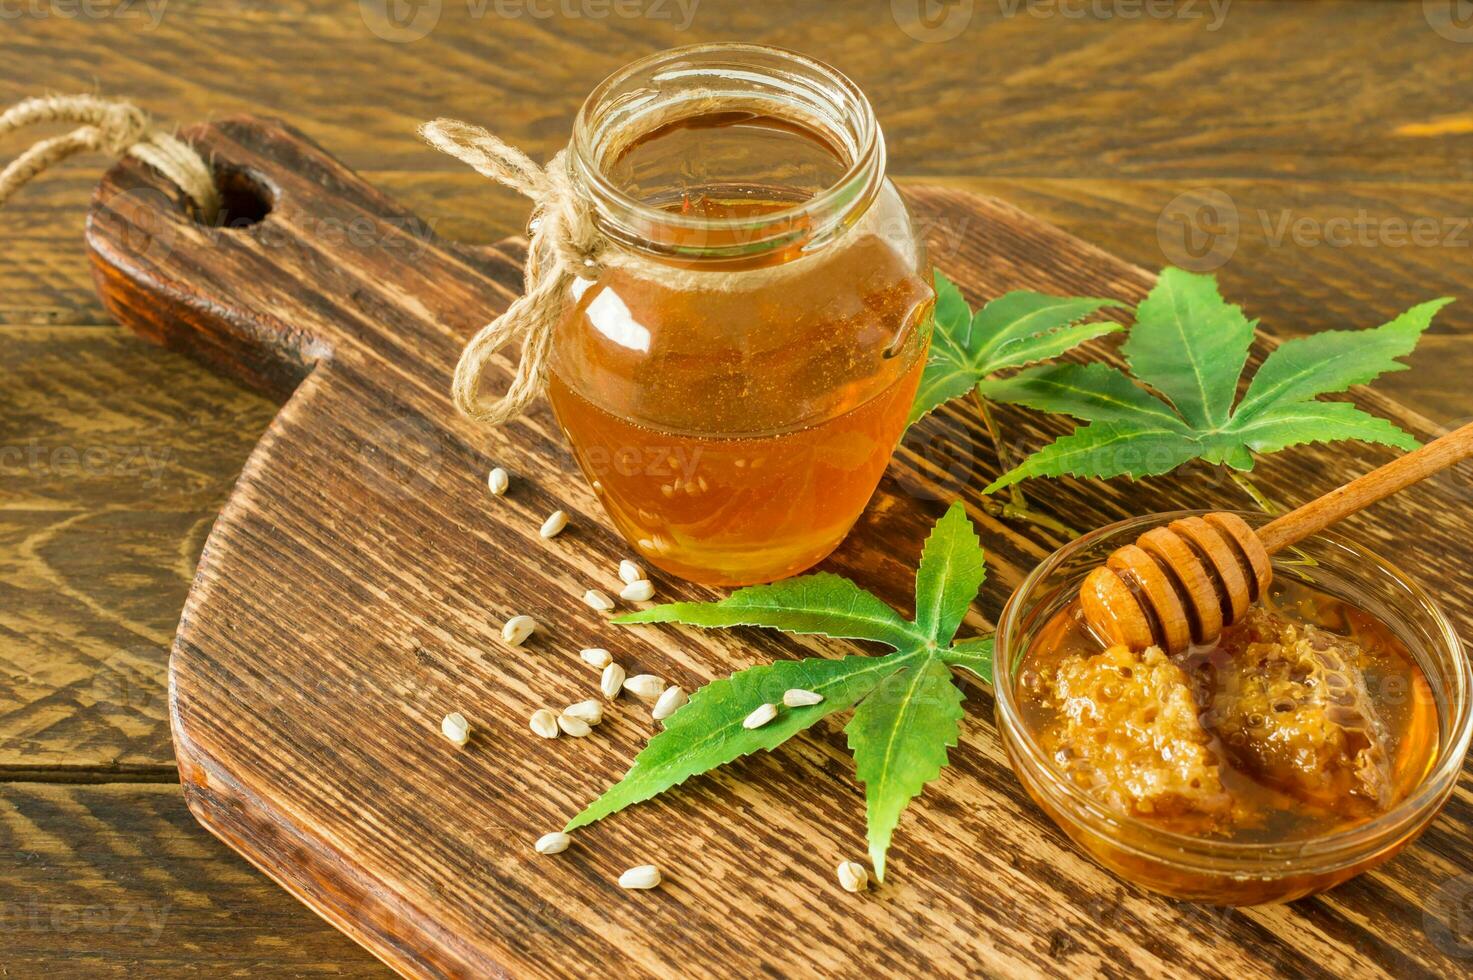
[571, 43, 884, 263]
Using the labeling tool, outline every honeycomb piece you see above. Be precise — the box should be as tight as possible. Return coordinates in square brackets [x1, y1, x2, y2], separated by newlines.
[1192, 608, 1394, 811]
[1039, 644, 1234, 832]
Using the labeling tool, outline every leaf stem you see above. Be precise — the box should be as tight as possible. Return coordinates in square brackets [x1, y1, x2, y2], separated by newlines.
[971, 387, 1081, 539]
[1228, 469, 1283, 515]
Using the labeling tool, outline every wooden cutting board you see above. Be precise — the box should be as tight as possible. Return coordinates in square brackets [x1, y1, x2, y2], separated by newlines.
[83, 116, 1473, 978]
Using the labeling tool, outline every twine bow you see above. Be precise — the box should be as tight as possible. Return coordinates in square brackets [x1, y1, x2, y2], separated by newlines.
[420, 118, 608, 427]
[0, 94, 219, 221]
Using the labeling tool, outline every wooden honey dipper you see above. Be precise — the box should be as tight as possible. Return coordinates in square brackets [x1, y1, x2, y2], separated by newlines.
[1082, 421, 1473, 654]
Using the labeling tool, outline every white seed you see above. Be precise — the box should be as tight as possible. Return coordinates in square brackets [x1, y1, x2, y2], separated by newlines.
[600, 662, 627, 699]
[623, 673, 665, 698]
[618, 559, 643, 585]
[487, 467, 509, 496]
[580, 647, 612, 669]
[440, 712, 470, 746]
[618, 865, 662, 890]
[535, 832, 570, 855]
[557, 713, 592, 737]
[783, 688, 824, 708]
[563, 699, 603, 725]
[502, 615, 536, 646]
[619, 579, 655, 602]
[837, 860, 869, 893]
[529, 708, 560, 739]
[743, 702, 779, 729]
[651, 685, 687, 721]
[583, 589, 615, 612]
[539, 509, 569, 538]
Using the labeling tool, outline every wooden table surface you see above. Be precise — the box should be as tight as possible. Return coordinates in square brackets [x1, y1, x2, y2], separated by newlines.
[4, 2, 1473, 976]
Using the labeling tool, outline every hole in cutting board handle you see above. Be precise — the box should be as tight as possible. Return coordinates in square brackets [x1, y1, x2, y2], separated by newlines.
[207, 165, 273, 228]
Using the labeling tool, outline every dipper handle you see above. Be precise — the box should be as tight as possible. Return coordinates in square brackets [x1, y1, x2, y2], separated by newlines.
[1256, 421, 1473, 554]
[1081, 421, 1473, 653]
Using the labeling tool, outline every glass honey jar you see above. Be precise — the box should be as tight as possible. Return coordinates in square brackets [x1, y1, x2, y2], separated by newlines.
[545, 44, 933, 586]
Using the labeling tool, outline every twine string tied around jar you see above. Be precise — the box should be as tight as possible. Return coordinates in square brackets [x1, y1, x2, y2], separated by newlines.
[420, 118, 610, 427]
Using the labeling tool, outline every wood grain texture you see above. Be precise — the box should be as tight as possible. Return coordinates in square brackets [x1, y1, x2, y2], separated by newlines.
[5, 2, 1473, 976]
[0, 782, 381, 976]
[73, 113, 1473, 978]
[8, 170, 1472, 773]
[7, 0, 1473, 183]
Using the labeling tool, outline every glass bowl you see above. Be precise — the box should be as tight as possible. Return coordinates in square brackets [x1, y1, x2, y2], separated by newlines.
[993, 510, 1472, 905]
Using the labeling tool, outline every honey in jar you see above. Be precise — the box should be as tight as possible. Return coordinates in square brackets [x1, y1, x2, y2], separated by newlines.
[546, 45, 932, 585]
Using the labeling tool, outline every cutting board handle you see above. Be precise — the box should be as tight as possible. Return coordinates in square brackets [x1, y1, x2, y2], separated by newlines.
[84, 114, 520, 401]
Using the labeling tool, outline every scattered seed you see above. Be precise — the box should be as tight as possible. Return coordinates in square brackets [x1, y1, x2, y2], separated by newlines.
[540, 509, 569, 538]
[502, 615, 536, 646]
[618, 559, 643, 585]
[837, 861, 869, 893]
[619, 579, 655, 602]
[529, 708, 560, 739]
[583, 589, 615, 612]
[557, 713, 592, 737]
[743, 703, 778, 729]
[535, 832, 570, 855]
[623, 673, 665, 698]
[440, 712, 470, 746]
[580, 647, 613, 669]
[487, 467, 509, 496]
[652, 685, 687, 721]
[783, 688, 824, 708]
[600, 663, 627, 699]
[619, 865, 662, 890]
[564, 699, 603, 725]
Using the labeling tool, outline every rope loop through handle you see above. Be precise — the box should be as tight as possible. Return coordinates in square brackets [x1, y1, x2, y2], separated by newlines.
[420, 117, 608, 427]
[0, 94, 219, 221]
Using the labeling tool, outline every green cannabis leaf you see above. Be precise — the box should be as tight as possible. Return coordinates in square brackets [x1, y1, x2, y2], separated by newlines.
[908, 269, 1126, 426]
[983, 267, 1450, 491]
[568, 503, 993, 882]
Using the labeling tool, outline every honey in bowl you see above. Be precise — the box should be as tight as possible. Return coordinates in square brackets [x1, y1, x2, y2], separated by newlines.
[550, 79, 932, 586]
[1017, 575, 1439, 845]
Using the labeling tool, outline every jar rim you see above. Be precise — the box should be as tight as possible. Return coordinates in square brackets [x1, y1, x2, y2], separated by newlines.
[569, 43, 884, 255]
[993, 510, 1473, 873]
